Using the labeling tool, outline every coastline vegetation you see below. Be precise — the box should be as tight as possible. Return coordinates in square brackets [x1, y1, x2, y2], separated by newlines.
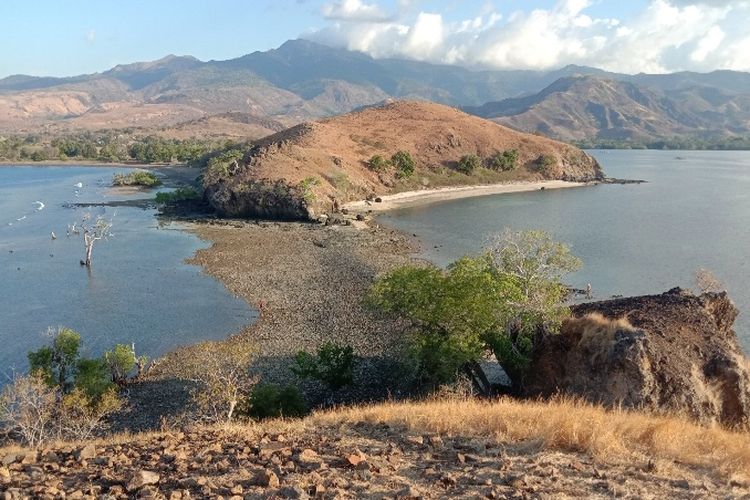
[572, 136, 750, 150]
[0, 132, 236, 165]
[112, 170, 161, 187]
[368, 230, 580, 390]
[154, 186, 202, 204]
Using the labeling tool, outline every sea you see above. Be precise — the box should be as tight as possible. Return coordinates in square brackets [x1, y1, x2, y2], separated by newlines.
[0, 166, 256, 374]
[379, 150, 750, 351]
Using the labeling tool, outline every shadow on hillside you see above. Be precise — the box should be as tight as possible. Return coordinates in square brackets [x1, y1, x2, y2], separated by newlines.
[111, 353, 417, 432]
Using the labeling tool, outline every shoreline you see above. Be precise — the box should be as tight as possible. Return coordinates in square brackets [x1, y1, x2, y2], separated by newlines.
[0, 160, 186, 168]
[344, 180, 591, 212]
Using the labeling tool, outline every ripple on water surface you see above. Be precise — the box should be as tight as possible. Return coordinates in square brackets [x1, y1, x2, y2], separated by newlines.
[0, 166, 256, 371]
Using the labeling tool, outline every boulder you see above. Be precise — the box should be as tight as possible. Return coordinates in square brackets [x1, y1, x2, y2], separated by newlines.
[524, 288, 750, 427]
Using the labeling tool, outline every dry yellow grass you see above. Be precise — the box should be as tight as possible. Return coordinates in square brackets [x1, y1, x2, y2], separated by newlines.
[309, 397, 750, 481]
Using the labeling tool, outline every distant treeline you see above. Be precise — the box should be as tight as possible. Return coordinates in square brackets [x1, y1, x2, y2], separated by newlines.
[573, 136, 750, 151]
[0, 132, 246, 165]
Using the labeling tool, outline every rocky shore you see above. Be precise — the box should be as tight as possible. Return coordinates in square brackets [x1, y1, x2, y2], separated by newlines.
[118, 219, 419, 430]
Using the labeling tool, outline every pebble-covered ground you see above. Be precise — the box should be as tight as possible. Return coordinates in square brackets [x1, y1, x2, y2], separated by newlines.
[116, 220, 419, 430]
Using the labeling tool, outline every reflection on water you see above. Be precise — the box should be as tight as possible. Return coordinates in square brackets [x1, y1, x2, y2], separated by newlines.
[0, 166, 256, 372]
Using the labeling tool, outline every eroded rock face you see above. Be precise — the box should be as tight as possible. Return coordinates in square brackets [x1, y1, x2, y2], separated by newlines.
[204, 178, 312, 221]
[524, 288, 750, 427]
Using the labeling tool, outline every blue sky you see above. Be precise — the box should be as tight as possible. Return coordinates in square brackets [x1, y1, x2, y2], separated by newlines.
[0, 0, 746, 78]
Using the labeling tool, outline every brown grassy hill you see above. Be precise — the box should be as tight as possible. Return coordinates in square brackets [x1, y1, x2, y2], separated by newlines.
[204, 100, 603, 220]
[2, 398, 749, 498]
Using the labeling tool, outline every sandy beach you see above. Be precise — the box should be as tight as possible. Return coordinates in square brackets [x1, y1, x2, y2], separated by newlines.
[344, 180, 589, 212]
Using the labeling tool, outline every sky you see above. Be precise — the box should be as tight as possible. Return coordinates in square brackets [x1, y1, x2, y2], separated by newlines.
[1, 0, 749, 78]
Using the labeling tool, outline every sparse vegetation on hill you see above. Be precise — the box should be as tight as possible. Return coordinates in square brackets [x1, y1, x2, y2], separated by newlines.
[202, 101, 603, 220]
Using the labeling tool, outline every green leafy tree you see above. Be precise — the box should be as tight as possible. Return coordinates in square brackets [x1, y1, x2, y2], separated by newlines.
[391, 151, 416, 179]
[368, 154, 390, 172]
[457, 154, 481, 174]
[28, 327, 82, 390]
[103, 344, 137, 384]
[292, 342, 355, 390]
[368, 231, 581, 390]
[490, 149, 519, 171]
[367, 258, 499, 386]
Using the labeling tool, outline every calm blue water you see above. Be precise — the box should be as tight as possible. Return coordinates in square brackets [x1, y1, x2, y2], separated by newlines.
[0, 166, 256, 373]
[380, 150, 750, 350]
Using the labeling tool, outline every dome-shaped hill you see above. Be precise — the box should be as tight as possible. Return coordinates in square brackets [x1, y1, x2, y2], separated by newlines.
[204, 100, 604, 220]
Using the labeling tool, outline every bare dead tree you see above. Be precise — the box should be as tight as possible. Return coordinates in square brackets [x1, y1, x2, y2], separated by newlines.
[79, 213, 112, 267]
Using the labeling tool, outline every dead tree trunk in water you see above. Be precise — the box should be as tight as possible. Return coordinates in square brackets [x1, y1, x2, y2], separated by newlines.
[80, 214, 112, 267]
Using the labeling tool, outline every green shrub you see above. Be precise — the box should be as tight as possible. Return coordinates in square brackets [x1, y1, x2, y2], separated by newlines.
[292, 342, 355, 390]
[242, 383, 307, 420]
[103, 344, 137, 384]
[367, 230, 581, 391]
[112, 170, 161, 187]
[203, 149, 244, 186]
[28, 327, 82, 390]
[536, 154, 556, 172]
[490, 149, 519, 171]
[391, 151, 416, 179]
[457, 154, 481, 174]
[154, 187, 202, 204]
[368, 154, 390, 172]
[298, 177, 321, 203]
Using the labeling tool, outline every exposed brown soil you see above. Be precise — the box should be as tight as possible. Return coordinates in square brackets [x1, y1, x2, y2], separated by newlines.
[3, 398, 750, 499]
[204, 100, 603, 219]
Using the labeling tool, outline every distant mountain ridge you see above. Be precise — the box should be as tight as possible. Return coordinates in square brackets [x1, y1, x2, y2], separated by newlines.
[467, 76, 750, 142]
[1, 39, 750, 143]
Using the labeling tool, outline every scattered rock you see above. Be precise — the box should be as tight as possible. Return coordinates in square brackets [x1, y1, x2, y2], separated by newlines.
[126, 470, 160, 491]
[253, 469, 280, 488]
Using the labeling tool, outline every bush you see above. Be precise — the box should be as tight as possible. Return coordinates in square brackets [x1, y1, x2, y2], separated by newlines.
[242, 384, 307, 420]
[203, 149, 244, 186]
[112, 170, 161, 187]
[490, 149, 519, 171]
[103, 344, 138, 384]
[457, 154, 481, 174]
[368, 154, 390, 172]
[391, 151, 416, 179]
[298, 176, 321, 203]
[185, 342, 257, 423]
[536, 154, 556, 172]
[155, 187, 202, 204]
[28, 327, 82, 390]
[367, 231, 581, 391]
[292, 342, 355, 390]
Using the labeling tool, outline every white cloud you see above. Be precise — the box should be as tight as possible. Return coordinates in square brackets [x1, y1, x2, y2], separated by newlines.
[306, 0, 750, 73]
[322, 0, 390, 22]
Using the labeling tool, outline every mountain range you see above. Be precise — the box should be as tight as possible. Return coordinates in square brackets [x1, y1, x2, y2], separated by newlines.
[2, 39, 750, 143]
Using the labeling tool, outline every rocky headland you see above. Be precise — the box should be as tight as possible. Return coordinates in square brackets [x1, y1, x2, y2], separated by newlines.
[203, 101, 604, 220]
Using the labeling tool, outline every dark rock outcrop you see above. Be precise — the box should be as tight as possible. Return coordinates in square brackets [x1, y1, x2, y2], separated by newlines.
[204, 179, 312, 220]
[525, 288, 750, 427]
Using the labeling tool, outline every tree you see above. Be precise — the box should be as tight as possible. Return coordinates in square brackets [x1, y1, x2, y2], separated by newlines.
[28, 327, 81, 390]
[0, 373, 57, 448]
[80, 213, 112, 267]
[103, 344, 146, 384]
[368, 230, 581, 390]
[292, 342, 355, 391]
[457, 154, 481, 174]
[490, 149, 519, 172]
[186, 341, 257, 423]
[483, 230, 581, 385]
[367, 258, 499, 386]
[391, 151, 416, 179]
[368, 154, 390, 172]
